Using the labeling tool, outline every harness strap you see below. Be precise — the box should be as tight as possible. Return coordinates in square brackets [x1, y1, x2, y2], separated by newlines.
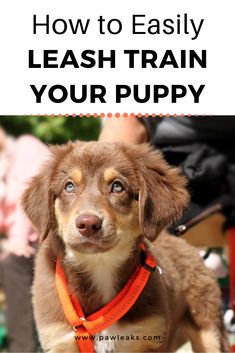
[55, 243, 157, 353]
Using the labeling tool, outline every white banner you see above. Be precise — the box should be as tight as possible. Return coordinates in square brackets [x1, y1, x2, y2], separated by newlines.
[0, 0, 234, 115]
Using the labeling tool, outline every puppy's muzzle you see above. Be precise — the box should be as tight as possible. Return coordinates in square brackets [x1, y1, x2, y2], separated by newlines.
[76, 214, 103, 238]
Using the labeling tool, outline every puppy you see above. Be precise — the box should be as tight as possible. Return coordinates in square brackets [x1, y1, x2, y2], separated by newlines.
[22, 141, 229, 353]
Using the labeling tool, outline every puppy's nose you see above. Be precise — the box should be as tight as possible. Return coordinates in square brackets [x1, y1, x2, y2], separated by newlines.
[76, 214, 102, 237]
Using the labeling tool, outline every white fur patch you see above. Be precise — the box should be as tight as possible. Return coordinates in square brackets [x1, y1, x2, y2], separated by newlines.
[66, 241, 135, 304]
[94, 326, 118, 353]
[199, 328, 220, 352]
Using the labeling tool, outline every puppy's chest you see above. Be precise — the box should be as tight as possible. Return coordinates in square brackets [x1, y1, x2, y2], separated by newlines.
[94, 325, 118, 353]
[92, 263, 117, 303]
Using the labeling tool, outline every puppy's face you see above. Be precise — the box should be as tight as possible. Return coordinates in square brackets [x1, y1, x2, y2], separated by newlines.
[53, 143, 143, 253]
[22, 142, 189, 254]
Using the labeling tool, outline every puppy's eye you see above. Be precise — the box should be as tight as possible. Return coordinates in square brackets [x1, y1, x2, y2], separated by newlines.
[64, 181, 75, 193]
[111, 181, 125, 193]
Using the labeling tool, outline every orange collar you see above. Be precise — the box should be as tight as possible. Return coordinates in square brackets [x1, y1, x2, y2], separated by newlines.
[55, 242, 157, 353]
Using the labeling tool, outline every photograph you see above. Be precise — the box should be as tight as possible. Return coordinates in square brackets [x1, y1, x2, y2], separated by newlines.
[0, 115, 234, 352]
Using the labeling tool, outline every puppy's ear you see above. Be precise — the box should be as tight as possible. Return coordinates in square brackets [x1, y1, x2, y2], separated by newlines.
[22, 165, 54, 242]
[22, 142, 75, 242]
[134, 144, 189, 241]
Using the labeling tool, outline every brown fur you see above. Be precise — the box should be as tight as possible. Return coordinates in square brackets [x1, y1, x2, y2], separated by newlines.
[22, 142, 230, 353]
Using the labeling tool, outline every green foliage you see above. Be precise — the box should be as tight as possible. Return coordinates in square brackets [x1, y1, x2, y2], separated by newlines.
[0, 116, 101, 143]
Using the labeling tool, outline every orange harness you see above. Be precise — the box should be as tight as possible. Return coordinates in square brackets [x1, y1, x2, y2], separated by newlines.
[55, 243, 157, 353]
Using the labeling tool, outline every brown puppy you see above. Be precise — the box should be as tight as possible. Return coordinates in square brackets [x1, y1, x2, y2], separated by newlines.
[22, 141, 229, 353]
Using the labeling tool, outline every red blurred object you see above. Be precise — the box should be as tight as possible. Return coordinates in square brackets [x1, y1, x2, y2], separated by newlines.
[228, 228, 235, 314]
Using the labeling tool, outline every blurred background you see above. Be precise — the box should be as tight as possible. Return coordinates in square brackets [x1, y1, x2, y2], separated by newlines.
[0, 116, 101, 144]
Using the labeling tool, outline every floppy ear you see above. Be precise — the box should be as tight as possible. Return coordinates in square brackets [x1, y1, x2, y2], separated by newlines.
[22, 164, 55, 242]
[135, 144, 189, 241]
[22, 142, 75, 242]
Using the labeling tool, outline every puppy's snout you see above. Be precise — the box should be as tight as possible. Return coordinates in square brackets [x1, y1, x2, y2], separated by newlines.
[76, 214, 102, 237]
